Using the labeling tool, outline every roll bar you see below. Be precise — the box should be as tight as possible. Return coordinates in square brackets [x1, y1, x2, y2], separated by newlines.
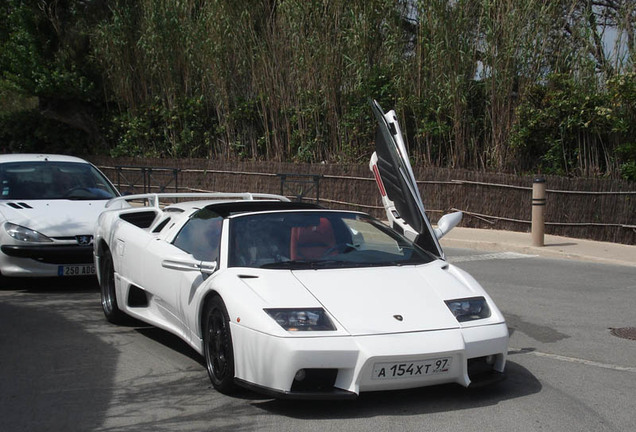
[105, 192, 291, 209]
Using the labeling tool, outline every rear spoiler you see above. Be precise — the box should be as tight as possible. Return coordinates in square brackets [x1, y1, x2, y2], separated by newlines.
[105, 192, 291, 209]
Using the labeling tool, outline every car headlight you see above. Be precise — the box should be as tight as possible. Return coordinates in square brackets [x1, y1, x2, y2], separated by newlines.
[4, 222, 53, 243]
[264, 308, 336, 331]
[445, 297, 491, 322]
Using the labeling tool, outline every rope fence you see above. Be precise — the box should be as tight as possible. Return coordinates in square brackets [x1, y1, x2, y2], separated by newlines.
[96, 161, 636, 244]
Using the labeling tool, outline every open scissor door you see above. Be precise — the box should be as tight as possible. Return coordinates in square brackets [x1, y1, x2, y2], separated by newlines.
[369, 100, 444, 258]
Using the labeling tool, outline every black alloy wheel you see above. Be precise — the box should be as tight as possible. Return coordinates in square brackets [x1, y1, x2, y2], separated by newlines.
[203, 296, 236, 394]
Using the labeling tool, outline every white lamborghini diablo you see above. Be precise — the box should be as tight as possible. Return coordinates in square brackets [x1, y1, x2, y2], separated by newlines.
[93, 102, 508, 399]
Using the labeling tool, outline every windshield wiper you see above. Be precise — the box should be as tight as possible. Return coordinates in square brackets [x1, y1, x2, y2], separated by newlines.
[261, 259, 391, 270]
[66, 196, 102, 201]
[309, 259, 349, 268]
[309, 260, 384, 269]
[259, 260, 313, 269]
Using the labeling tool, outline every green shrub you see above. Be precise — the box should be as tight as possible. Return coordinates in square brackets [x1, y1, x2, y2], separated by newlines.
[0, 109, 89, 154]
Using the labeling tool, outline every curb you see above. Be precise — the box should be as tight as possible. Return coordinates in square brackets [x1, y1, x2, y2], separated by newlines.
[439, 229, 635, 268]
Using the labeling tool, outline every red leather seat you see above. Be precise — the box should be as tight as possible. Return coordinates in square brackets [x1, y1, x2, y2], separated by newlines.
[290, 218, 336, 260]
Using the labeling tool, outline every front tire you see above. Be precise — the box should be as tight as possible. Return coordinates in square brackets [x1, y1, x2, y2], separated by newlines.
[203, 296, 236, 394]
[100, 247, 127, 324]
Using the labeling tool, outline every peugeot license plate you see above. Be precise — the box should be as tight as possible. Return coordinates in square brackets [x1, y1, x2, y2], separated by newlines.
[372, 357, 452, 380]
[58, 264, 96, 276]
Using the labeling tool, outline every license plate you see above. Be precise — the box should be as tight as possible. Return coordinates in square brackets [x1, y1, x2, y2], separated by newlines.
[58, 264, 96, 276]
[372, 357, 452, 380]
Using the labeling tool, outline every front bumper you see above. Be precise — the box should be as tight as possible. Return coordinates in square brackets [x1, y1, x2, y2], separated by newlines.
[0, 245, 94, 277]
[231, 322, 509, 399]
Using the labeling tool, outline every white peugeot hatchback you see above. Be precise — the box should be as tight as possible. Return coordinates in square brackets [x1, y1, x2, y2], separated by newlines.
[0, 154, 119, 281]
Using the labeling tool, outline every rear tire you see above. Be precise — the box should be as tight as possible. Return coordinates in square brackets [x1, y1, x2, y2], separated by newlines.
[100, 247, 128, 324]
[203, 296, 236, 394]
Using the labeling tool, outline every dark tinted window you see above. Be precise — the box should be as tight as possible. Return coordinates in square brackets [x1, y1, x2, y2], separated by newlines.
[173, 208, 222, 261]
[228, 211, 435, 269]
[0, 161, 118, 200]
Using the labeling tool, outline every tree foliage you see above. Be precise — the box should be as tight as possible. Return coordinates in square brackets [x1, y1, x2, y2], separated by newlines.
[1, 0, 635, 179]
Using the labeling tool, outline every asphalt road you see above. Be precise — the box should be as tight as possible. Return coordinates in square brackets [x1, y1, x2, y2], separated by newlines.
[1, 249, 634, 432]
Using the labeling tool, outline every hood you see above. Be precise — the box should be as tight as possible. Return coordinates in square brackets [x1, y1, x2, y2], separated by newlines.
[0, 200, 108, 236]
[291, 262, 471, 336]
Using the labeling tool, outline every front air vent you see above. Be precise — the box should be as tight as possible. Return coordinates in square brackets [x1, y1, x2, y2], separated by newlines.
[152, 217, 171, 233]
[120, 211, 157, 228]
[128, 285, 149, 307]
[6, 202, 32, 209]
[290, 369, 338, 393]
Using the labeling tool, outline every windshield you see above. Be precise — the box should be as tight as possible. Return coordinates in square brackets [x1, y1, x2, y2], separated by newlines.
[228, 211, 436, 269]
[0, 161, 118, 200]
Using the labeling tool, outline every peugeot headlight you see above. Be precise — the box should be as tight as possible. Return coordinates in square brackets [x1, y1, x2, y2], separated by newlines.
[445, 297, 491, 322]
[4, 222, 53, 243]
[264, 308, 336, 331]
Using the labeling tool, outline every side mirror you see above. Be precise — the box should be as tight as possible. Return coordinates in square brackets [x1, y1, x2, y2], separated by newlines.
[433, 211, 462, 240]
[350, 227, 365, 246]
[162, 257, 217, 275]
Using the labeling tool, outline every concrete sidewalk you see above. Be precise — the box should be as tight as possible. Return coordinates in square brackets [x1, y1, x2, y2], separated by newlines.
[439, 227, 635, 267]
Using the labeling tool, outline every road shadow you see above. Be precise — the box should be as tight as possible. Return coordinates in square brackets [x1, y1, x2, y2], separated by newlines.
[136, 327, 204, 366]
[134, 326, 279, 403]
[0, 301, 118, 432]
[504, 313, 570, 343]
[1, 275, 99, 292]
[252, 360, 540, 419]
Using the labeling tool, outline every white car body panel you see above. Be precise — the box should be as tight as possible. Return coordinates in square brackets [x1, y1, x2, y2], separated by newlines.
[233, 269, 326, 309]
[0, 201, 106, 237]
[231, 322, 508, 394]
[291, 264, 462, 335]
[102, 210, 190, 334]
